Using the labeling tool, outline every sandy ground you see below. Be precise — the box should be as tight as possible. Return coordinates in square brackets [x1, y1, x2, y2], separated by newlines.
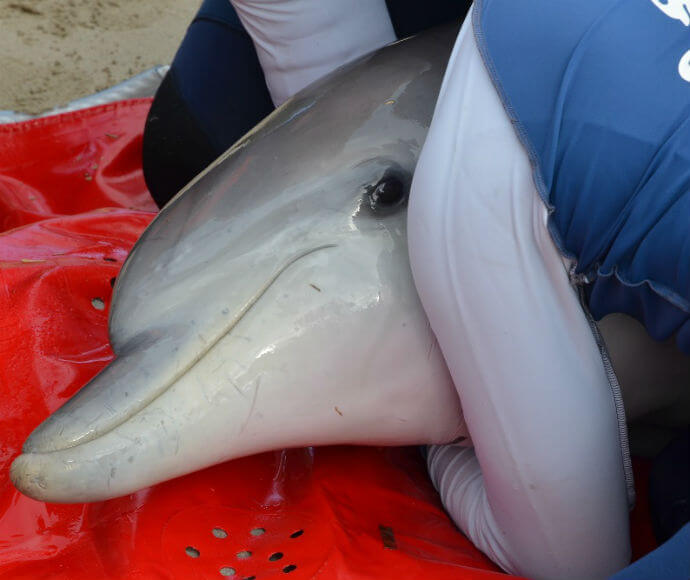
[0, 0, 200, 114]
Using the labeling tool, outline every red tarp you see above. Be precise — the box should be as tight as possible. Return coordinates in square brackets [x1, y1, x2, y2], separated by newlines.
[0, 100, 654, 579]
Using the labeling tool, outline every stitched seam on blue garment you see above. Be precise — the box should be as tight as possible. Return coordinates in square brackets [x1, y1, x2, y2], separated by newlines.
[594, 266, 690, 315]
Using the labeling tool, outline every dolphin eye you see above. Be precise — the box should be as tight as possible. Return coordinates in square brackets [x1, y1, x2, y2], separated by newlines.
[367, 175, 407, 213]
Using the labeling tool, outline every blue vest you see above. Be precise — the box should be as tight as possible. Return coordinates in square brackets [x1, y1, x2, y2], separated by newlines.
[474, 0, 690, 353]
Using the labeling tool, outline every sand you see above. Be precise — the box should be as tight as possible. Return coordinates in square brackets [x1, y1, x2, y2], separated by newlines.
[0, 0, 200, 114]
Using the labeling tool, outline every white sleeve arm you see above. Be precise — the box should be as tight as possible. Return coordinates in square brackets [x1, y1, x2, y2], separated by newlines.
[409, 11, 631, 580]
[229, 0, 396, 106]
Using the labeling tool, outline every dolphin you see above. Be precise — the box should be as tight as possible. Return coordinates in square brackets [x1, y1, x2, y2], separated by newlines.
[11, 24, 467, 503]
[11, 24, 690, 503]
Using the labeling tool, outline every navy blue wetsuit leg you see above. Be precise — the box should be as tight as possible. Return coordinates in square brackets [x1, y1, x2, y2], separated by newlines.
[385, 0, 472, 38]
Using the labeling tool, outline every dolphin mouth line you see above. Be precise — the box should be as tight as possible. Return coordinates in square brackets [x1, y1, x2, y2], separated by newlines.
[24, 243, 338, 455]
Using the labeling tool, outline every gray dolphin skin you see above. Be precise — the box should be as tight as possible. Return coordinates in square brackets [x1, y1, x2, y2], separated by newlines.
[11, 25, 467, 503]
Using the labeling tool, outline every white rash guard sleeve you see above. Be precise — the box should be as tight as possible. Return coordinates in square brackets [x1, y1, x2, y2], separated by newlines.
[408, 10, 631, 580]
[229, 0, 396, 106]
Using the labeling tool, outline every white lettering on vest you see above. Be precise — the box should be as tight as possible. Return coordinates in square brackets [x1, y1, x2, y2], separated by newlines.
[678, 49, 690, 81]
[650, 0, 690, 26]
[650, 0, 690, 82]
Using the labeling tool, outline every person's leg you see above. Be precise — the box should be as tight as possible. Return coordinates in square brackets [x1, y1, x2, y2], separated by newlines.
[385, 0, 472, 39]
[143, 0, 273, 208]
[409, 10, 631, 579]
[230, 0, 396, 106]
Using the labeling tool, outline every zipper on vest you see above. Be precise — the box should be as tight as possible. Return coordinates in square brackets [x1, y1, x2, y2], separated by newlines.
[571, 271, 636, 510]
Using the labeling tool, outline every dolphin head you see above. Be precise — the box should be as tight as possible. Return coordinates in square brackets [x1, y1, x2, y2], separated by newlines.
[11, 25, 465, 502]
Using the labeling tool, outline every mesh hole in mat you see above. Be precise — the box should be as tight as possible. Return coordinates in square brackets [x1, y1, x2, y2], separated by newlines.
[163, 506, 318, 578]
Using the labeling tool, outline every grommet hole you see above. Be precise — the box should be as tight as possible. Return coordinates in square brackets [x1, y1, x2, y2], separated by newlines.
[212, 527, 228, 539]
[182, 525, 303, 577]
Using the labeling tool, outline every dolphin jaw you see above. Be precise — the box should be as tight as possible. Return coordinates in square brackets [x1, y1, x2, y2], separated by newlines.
[20, 243, 342, 458]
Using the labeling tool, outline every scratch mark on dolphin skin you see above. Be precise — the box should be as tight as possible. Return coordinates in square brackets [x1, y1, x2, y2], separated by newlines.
[266, 101, 316, 137]
[309, 283, 322, 292]
[239, 377, 261, 435]
[228, 377, 245, 399]
[334, 406, 343, 416]
[115, 433, 140, 446]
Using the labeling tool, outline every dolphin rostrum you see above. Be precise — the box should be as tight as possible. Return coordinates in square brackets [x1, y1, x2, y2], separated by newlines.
[11, 24, 690, 503]
[11, 24, 467, 502]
